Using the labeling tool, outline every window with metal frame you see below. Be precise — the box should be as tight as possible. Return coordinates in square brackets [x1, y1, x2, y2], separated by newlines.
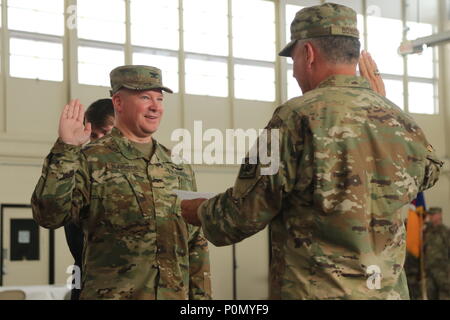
[7, 0, 64, 81]
[76, 0, 126, 87]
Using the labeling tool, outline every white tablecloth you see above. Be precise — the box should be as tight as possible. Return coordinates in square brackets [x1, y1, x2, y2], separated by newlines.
[0, 285, 70, 300]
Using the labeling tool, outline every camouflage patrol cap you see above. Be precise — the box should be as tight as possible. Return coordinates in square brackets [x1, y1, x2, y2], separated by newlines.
[428, 207, 442, 215]
[279, 3, 360, 57]
[109, 65, 173, 96]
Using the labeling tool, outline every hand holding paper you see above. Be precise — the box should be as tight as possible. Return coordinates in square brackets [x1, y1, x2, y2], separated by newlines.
[173, 189, 217, 200]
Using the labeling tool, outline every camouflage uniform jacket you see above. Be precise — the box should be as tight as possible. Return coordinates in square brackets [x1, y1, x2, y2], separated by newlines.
[198, 75, 443, 300]
[32, 128, 211, 300]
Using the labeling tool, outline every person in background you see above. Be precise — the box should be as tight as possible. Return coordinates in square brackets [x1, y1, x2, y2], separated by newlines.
[423, 207, 450, 300]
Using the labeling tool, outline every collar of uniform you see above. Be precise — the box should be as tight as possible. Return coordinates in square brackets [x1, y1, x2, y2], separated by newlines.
[110, 127, 144, 160]
[150, 141, 173, 164]
[317, 75, 371, 90]
[110, 127, 172, 163]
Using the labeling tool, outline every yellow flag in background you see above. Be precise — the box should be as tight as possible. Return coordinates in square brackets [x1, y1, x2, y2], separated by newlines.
[406, 192, 426, 258]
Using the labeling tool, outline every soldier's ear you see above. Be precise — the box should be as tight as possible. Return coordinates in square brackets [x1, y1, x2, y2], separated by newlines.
[112, 93, 123, 113]
[305, 42, 315, 69]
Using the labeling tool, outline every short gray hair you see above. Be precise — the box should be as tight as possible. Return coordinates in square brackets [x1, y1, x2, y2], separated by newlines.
[300, 36, 361, 65]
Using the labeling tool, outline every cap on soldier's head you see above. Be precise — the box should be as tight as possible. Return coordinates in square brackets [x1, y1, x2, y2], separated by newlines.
[109, 65, 173, 96]
[279, 2, 360, 57]
[428, 207, 442, 215]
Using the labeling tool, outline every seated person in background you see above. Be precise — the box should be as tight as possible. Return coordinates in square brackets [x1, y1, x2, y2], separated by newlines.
[64, 98, 114, 300]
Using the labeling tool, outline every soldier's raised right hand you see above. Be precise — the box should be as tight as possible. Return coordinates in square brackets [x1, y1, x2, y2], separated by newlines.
[359, 51, 386, 97]
[58, 99, 92, 146]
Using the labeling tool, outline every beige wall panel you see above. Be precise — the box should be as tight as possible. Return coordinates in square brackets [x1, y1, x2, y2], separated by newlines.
[183, 96, 232, 165]
[234, 100, 276, 130]
[207, 244, 233, 300]
[411, 114, 450, 225]
[235, 227, 270, 300]
[71, 84, 111, 107]
[184, 95, 232, 132]
[0, 163, 72, 285]
[0, 72, 4, 133]
[0, 140, 54, 159]
[400, 113, 450, 226]
[194, 166, 236, 299]
[194, 166, 270, 299]
[54, 227, 75, 285]
[424, 176, 450, 226]
[6, 78, 66, 138]
[0, 163, 41, 204]
[411, 114, 446, 158]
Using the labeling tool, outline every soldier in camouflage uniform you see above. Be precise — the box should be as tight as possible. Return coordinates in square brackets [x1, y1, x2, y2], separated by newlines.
[404, 251, 422, 300]
[181, 3, 443, 299]
[423, 207, 450, 300]
[32, 65, 212, 300]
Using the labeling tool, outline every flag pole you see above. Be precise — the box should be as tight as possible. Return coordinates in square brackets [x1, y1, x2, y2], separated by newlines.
[419, 209, 427, 300]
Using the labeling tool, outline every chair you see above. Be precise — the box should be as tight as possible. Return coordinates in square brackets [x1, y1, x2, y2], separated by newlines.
[0, 290, 26, 300]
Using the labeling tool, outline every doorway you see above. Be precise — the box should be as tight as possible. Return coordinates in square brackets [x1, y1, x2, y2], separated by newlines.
[0, 204, 54, 286]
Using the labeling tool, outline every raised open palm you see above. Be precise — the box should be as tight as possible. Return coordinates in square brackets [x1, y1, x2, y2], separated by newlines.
[359, 50, 386, 97]
[58, 99, 92, 146]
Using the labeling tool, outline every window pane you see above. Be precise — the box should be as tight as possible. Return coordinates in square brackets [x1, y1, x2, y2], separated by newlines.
[287, 68, 301, 99]
[133, 53, 179, 93]
[367, 16, 403, 76]
[384, 79, 404, 110]
[8, 0, 63, 13]
[130, 0, 179, 50]
[233, 0, 275, 62]
[184, 0, 228, 56]
[78, 47, 124, 86]
[185, 58, 228, 97]
[357, 14, 365, 49]
[406, 22, 435, 79]
[77, 0, 125, 43]
[8, 0, 64, 36]
[285, 0, 320, 44]
[285, 5, 304, 45]
[405, 0, 439, 25]
[367, 0, 403, 76]
[10, 38, 63, 81]
[408, 82, 435, 114]
[234, 64, 275, 102]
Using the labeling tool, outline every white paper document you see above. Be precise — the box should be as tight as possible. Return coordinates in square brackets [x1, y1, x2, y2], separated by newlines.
[173, 189, 218, 200]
